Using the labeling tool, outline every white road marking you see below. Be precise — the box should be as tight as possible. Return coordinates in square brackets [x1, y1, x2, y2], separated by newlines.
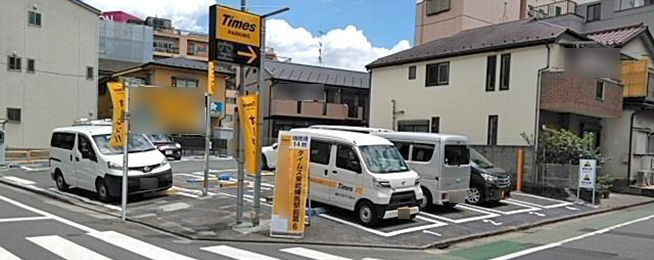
[177, 192, 201, 199]
[565, 206, 580, 211]
[20, 166, 50, 172]
[159, 202, 190, 212]
[0, 216, 50, 223]
[507, 198, 572, 209]
[465, 200, 541, 215]
[490, 213, 654, 260]
[2, 176, 36, 185]
[319, 214, 447, 237]
[280, 247, 351, 260]
[0, 194, 97, 233]
[0, 246, 21, 260]
[528, 211, 546, 217]
[48, 188, 122, 211]
[89, 231, 196, 260]
[27, 235, 112, 260]
[482, 219, 503, 226]
[419, 204, 500, 224]
[423, 230, 442, 237]
[201, 245, 279, 260]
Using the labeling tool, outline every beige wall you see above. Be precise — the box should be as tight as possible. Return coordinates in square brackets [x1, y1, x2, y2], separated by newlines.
[370, 45, 551, 146]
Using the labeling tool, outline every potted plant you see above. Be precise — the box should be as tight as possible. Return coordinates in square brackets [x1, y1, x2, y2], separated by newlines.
[597, 175, 614, 199]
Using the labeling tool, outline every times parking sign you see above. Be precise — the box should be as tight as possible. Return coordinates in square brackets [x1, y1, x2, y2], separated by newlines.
[209, 5, 262, 67]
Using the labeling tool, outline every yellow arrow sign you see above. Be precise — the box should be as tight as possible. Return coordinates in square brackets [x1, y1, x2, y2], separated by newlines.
[237, 46, 258, 64]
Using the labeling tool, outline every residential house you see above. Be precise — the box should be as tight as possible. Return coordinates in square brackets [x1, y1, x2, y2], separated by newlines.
[0, 0, 100, 149]
[246, 60, 370, 144]
[367, 19, 624, 186]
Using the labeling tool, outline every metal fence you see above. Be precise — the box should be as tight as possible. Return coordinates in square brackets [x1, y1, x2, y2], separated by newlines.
[171, 135, 229, 156]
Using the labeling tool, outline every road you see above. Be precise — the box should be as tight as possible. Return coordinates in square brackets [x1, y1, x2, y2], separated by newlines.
[0, 182, 435, 260]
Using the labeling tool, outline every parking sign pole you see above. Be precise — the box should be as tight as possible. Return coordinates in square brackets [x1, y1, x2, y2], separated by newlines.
[121, 82, 130, 222]
[203, 93, 211, 197]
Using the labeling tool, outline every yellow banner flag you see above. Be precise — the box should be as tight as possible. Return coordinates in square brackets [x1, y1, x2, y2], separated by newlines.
[271, 132, 311, 238]
[238, 93, 260, 174]
[108, 82, 127, 147]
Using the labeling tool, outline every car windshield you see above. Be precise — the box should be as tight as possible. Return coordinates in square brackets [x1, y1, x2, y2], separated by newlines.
[93, 134, 156, 155]
[444, 145, 470, 166]
[146, 134, 173, 143]
[359, 145, 410, 174]
[470, 148, 494, 169]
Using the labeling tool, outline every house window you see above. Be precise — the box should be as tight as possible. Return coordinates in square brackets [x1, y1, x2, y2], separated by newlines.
[408, 66, 416, 80]
[426, 0, 451, 15]
[648, 72, 654, 97]
[619, 0, 654, 10]
[499, 53, 511, 90]
[486, 55, 497, 91]
[27, 59, 35, 73]
[227, 97, 237, 104]
[426, 62, 449, 87]
[28, 11, 41, 27]
[587, 4, 601, 22]
[431, 117, 440, 133]
[7, 56, 21, 71]
[7, 108, 21, 123]
[648, 134, 654, 154]
[86, 66, 94, 80]
[487, 115, 498, 145]
[596, 80, 605, 101]
[398, 120, 430, 133]
[172, 77, 199, 88]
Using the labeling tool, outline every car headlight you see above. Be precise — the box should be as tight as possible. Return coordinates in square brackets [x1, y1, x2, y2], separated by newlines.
[175, 143, 181, 149]
[481, 173, 498, 182]
[414, 178, 420, 186]
[159, 158, 169, 168]
[108, 161, 123, 170]
[374, 178, 391, 188]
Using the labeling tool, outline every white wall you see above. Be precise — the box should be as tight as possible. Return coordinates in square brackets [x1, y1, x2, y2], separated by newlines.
[370, 45, 550, 146]
[0, 0, 99, 149]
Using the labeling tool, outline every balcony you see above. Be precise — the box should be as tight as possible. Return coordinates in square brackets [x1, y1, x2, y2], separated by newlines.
[540, 71, 623, 118]
[270, 100, 363, 120]
[529, 0, 577, 19]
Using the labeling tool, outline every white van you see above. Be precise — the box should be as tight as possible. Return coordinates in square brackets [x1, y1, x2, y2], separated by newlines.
[291, 128, 423, 226]
[310, 126, 471, 210]
[49, 126, 173, 202]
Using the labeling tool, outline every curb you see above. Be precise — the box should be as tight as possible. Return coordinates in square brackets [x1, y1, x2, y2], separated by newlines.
[2, 178, 653, 250]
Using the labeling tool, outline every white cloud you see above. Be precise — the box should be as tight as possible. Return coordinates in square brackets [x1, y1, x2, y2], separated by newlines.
[84, 0, 215, 32]
[84, 0, 411, 71]
[266, 19, 411, 71]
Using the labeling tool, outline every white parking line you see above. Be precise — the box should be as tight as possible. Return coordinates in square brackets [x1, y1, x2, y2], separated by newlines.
[506, 198, 572, 209]
[2, 176, 36, 185]
[0, 246, 21, 260]
[464, 200, 541, 215]
[319, 214, 447, 237]
[201, 245, 279, 260]
[490, 213, 654, 260]
[27, 235, 112, 260]
[0, 216, 51, 223]
[419, 204, 500, 224]
[280, 247, 352, 260]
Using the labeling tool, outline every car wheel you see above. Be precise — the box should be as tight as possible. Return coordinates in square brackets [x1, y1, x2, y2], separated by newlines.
[175, 156, 182, 161]
[261, 155, 269, 171]
[419, 187, 433, 211]
[466, 186, 483, 205]
[96, 179, 113, 203]
[356, 201, 380, 227]
[54, 171, 69, 192]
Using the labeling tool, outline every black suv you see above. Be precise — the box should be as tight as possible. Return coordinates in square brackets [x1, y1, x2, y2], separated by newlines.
[466, 148, 512, 205]
[145, 134, 182, 160]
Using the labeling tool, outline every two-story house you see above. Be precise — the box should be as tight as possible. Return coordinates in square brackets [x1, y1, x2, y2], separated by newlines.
[367, 19, 624, 186]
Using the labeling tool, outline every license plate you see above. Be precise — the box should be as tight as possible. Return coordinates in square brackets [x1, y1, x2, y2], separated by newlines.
[165, 150, 172, 155]
[140, 178, 158, 190]
[398, 206, 410, 220]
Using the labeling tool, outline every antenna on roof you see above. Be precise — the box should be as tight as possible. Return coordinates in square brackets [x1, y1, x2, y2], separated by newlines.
[501, 0, 509, 23]
[318, 29, 326, 67]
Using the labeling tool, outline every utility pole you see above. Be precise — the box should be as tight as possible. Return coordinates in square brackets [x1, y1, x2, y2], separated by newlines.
[235, 0, 248, 225]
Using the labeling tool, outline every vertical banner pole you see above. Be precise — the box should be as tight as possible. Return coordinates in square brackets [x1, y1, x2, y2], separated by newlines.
[121, 83, 130, 221]
[253, 17, 266, 227]
[203, 93, 211, 196]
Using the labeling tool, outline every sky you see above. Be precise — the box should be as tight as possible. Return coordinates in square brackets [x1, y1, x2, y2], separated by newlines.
[84, 0, 417, 71]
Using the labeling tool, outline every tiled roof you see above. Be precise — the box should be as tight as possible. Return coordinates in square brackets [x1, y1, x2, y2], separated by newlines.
[367, 19, 587, 69]
[99, 58, 141, 73]
[585, 23, 647, 47]
[266, 60, 369, 89]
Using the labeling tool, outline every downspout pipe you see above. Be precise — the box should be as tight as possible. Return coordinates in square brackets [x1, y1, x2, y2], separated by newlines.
[533, 44, 551, 185]
[627, 111, 636, 183]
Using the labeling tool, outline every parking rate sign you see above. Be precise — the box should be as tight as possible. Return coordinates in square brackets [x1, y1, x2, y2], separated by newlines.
[578, 159, 597, 189]
[209, 5, 262, 67]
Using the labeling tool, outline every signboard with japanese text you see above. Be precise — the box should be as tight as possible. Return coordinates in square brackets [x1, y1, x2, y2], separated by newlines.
[238, 93, 260, 174]
[209, 5, 262, 66]
[270, 131, 311, 238]
[108, 82, 127, 147]
[129, 87, 204, 134]
[578, 159, 597, 189]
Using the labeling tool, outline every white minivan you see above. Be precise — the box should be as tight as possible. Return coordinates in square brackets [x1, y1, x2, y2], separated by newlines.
[291, 128, 423, 226]
[310, 126, 471, 210]
[49, 125, 173, 202]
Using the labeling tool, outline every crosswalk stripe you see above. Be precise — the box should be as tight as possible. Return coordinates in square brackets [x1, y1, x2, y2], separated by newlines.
[280, 247, 352, 260]
[201, 245, 280, 260]
[0, 246, 21, 260]
[1, 176, 36, 185]
[27, 235, 111, 260]
[89, 231, 196, 260]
